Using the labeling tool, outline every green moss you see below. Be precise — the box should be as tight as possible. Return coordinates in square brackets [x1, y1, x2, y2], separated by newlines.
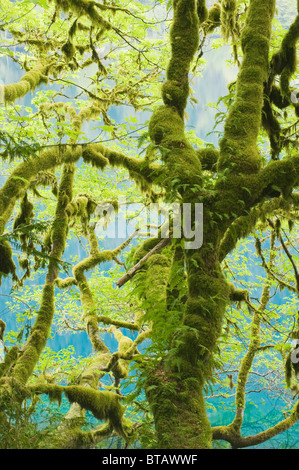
[0, 319, 5, 341]
[149, 105, 185, 146]
[112, 329, 133, 380]
[30, 171, 58, 197]
[167, 0, 199, 85]
[161, 80, 189, 117]
[4, 62, 49, 103]
[270, 15, 299, 98]
[145, 367, 212, 448]
[65, 386, 125, 434]
[82, 145, 109, 170]
[61, 40, 76, 61]
[133, 237, 162, 263]
[55, 277, 77, 288]
[204, 4, 221, 34]
[196, 148, 219, 171]
[13, 193, 34, 248]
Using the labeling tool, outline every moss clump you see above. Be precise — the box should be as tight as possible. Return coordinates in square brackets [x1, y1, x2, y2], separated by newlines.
[204, 4, 221, 34]
[197, 0, 208, 24]
[196, 148, 219, 171]
[149, 105, 185, 146]
[0, 240, 17, 285]
[161, 80, 189, 117]
[66, 194, 97, 235]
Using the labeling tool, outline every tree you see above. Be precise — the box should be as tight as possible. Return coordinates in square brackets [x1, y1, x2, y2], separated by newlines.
[0, 0, 299, 450]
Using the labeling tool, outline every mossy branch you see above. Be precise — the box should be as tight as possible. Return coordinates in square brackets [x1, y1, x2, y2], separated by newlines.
[97, 315, 140, 331]
[230, 232, 275, 432]
[103, 329, 151, 376]
[3, 61, 51, 104]
[212, 401, 299, 448]
[219, 197, 293, 262]
[0, 142, 161, 237]
[72, 226, 140, 351]
[11, 164, 75, 384]
[29, 383, 132, 438]
[217, 0, 276, 176]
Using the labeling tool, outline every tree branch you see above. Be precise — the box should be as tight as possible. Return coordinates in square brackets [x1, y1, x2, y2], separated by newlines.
[116, 237, 171, 287]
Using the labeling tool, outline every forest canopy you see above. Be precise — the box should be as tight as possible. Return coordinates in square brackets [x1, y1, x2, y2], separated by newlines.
[1, 0, 299, 450]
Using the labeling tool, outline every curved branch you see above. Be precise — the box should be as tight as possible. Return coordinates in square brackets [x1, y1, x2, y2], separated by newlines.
[212, 400, 299, 448]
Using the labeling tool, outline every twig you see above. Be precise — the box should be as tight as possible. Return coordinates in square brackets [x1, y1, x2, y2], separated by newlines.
[116, 237, 171, 288]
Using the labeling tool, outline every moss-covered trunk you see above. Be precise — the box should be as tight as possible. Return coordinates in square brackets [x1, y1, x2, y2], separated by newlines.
[146, 220, 230, 449]
[145, 0, 276, 449]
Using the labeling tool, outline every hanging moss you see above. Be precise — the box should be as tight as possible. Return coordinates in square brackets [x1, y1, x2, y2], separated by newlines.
[0, 240, 17, 285]
[0, 346, 19, 379]
[221, 0, 238, 42]
[64, 386, 126, 435]
[262, 97, 282, 159]
[61, 40, 76, 61]
[51, 0, 112, 30]
[66, 194, 97, 235]
[12, 193, 34, 248]
[29, 171, 58, 197]
[197, 0, 208, 24]
[270, 15, 299, 99]
[0, 319, 5, 342]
